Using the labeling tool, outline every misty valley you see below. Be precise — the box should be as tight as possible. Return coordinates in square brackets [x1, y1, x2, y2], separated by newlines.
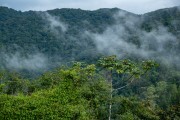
[0, 6, 180, 119]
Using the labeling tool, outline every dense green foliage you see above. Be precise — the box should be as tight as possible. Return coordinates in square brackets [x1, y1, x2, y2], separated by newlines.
[0, 59, 161, 119]
[0, 63, 109, 119]
[0, 6, 180, 119]
[0, 57, 179, 119]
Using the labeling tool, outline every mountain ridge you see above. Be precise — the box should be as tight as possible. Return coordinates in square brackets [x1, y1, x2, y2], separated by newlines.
[1, 5, 179, 15]
[0, 5, 180, 74]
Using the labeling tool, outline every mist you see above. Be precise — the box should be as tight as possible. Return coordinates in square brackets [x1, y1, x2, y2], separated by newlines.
[2, 52, 48, 71]
[42, 12, 67, 35]
[1, 8, 179, 73]
[86, 10, 180, 67]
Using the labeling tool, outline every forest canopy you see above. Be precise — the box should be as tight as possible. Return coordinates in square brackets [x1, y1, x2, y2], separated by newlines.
[0, 6, 180, 119]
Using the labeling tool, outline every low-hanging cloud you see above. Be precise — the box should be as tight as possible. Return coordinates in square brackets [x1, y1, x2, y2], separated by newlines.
[42, 12, 67, 34]
[3, 52, 48, 71]
[86, 10, 180, 67]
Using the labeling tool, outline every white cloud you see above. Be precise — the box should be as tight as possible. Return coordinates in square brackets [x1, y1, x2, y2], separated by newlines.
[3, 52, 48, 71]
[85, 11, 180, 67]
[0, 0, 179, 14]
[43, 12, 67, 33]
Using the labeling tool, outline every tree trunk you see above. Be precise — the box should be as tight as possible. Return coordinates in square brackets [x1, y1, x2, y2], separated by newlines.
[108, 70, 113, 120]
[108, 81, 112, 120]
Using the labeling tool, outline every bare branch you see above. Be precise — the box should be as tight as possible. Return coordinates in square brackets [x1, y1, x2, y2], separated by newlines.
[113, 75, 134, 91]
[113, 68, 149, 91]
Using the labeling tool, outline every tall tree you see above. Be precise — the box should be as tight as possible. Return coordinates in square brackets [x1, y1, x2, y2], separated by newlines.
[98, 55, 158, 120]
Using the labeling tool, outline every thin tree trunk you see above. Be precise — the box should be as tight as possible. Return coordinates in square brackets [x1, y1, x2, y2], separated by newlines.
[108, 81, 112, 120]
[108, 70, 112, 120]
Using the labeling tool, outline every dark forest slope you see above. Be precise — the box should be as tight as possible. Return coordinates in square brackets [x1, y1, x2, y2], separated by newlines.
[0, 6, 180, 72]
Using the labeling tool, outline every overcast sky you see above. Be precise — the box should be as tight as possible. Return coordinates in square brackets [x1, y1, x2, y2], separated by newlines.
[0, 0, 179, 14]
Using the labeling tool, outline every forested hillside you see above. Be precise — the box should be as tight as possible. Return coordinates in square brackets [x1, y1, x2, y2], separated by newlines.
[0, 6, 180, 119]
[0, 6, 180, 70]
